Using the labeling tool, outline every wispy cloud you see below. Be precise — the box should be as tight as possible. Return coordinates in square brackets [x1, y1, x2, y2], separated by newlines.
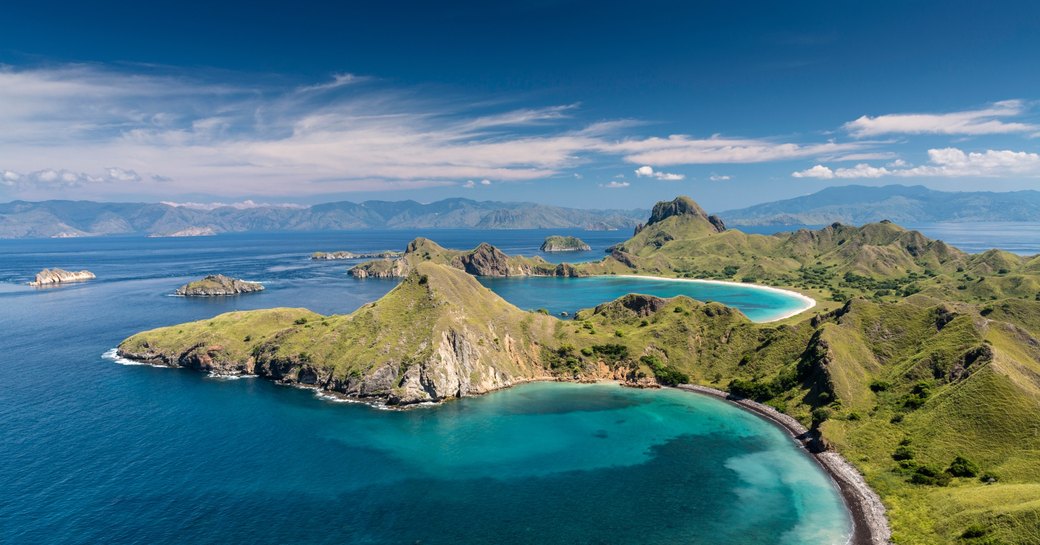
[792, 147, 1040, 179]
[607, 135, 870, 165]
[0, 64, 956, 200]
[843, 100, 1037, 137]
[634, 165, 684, 180]
[600, 181, 630, 188]
[709, 174, 731, 181]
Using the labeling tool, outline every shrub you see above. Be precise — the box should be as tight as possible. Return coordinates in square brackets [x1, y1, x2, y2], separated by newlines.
[947, 456, 980, 478]
[294, 317, 308, 325]
[892, 446, 914, 461]
[811, 407, 831, 428]
[591, 344, 629, 363]
[869, 380, 891, 392]
[909, 465, 951, 486]
[961, 524, 988, 539]
[640, 355, 689, 386]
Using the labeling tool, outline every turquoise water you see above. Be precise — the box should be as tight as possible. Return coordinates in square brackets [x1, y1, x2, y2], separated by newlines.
[0, 231, 848, 544]
[480, 275, 810, 322]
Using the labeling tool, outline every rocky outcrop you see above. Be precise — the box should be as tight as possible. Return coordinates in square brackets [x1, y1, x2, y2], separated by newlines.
[350, 238, 583, 278]
[451, 243, 526, 276]
[593, 294, 670, 318]
[175, 275, 264, 296]
[29, 268, 96, 286]
[311, 250, 402, 260]
[540, 235, 591, 252]
[350, 258, 411, 278]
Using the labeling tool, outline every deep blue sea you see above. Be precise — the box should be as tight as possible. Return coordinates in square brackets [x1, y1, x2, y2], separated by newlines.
[0, 229, 854, 545]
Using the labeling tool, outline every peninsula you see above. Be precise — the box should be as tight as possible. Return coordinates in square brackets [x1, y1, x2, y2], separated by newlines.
[311, 250, 402, 260]
[118, 196, 1040, 545]
[29, 268, 96, 286]
[174, 275, 264, 296]
[540, 235, 591, 252]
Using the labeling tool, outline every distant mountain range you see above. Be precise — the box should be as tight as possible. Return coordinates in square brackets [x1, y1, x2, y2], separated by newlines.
[0, 199, 647, 239]
[721, 185, 1040, 226]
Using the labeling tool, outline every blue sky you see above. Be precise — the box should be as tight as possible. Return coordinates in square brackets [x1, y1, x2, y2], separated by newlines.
[1, 0, 1039, 211]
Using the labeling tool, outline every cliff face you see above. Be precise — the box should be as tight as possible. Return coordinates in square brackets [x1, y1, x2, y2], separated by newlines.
[175, 275, 264, 296]
[29, 268, 96, 286]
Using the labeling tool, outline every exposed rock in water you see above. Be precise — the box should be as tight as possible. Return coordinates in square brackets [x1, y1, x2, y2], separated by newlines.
[540, 235, 591, 252]
[175, 275, 264, 296]
[311, 250, 402, 260]
[29, 268, 96, 286]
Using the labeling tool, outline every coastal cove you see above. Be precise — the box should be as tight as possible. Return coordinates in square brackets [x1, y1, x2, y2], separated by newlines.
[0, 230, 844, 545]
[479, 274, 815, 322]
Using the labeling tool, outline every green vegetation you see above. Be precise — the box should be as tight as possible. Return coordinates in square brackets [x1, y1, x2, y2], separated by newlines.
[540, 235, 592, 252]
[122, 195, 1040, 545]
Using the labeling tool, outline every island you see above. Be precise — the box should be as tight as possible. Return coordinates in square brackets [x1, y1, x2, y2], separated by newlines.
[148, 227, 217, 238]
[174, 274, 264, 296]
[540, 235, 591, 252]
[29, 268, 96, 286]
[116, 195, 1040, 545]
[311, 250, 402, 260]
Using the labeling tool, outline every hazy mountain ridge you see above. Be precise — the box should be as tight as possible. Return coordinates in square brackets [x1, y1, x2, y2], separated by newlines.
[722, 185, 1040, 226]
[0, 198, 646, 238]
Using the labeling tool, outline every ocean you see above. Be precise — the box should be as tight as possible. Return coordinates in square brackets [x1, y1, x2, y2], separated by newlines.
[9, 225, 986, 545]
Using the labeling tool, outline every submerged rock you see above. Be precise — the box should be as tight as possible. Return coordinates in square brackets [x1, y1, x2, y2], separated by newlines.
[175, 274, 264, 296]
[29, 268, 96, 286]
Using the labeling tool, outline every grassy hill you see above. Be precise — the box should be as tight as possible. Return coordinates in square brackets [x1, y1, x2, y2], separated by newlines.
[118, 195, 1040, 544]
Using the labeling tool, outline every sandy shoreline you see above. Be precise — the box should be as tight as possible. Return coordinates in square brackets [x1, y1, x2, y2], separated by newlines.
[675, 384, 892, 545]
[616, 274, 817, 322]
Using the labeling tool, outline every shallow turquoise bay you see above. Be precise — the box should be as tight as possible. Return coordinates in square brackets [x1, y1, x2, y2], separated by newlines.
[0, 231, 848, 544]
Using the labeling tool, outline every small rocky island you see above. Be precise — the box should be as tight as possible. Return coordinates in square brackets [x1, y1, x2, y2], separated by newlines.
[175, 275, 264, 296]
[29, 268, 96, 286]
[311, 250, 402, 260]
[540, 235, 591, 252]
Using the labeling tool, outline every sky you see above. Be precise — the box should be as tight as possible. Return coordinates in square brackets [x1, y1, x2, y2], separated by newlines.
[1, 0, 1040, 211]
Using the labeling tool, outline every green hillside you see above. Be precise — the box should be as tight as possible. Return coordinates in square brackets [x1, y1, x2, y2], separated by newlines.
[119, 196, 1040, 544]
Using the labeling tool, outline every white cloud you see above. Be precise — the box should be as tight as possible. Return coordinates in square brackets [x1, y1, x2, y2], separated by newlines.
[792, 147, 1040, 179]
[607, 136, 870, 166]
[462, 180, 476, 188]
[844, 100, 1036, 137]
[0, 167, 143, 188]
[709, 174, 731, 181]
[600, 181, 630, 188]
[480, 178, 491, 185]
[0, 64, 902, 200]
[634, 165, 685, 180]
[159, 200, 305, 210]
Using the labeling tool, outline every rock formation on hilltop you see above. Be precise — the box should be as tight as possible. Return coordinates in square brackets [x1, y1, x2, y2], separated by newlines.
[349, 237, 586, 279]
[29, 268, 96, 286]
[175, 275, 265, 296]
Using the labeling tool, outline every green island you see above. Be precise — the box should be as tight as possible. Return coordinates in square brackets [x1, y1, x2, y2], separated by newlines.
[540, 235, 592, 252]
[118, 196, 1040, 545]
